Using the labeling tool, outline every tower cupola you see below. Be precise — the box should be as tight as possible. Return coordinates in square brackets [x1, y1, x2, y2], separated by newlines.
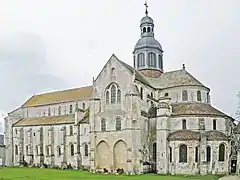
[133, 1, 163, 78]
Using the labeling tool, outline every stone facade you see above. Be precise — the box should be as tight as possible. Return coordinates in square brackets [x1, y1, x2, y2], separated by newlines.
[0, 134, 4, 166]
[3, 4, 239, 176]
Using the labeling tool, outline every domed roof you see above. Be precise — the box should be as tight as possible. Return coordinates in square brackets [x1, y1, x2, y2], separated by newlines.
[134, 36, 162, 51]
[141, 15, 154, 25]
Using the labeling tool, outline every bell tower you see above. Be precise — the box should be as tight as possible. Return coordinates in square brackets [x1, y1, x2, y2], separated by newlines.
[133, 1, 163, 78]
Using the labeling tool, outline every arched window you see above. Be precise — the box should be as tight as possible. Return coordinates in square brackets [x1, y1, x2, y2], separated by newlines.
[69, 105, 73, 114]
[58, 106, 61, 115]
[213, 119, 217, 130]
[75, 102, 78, 110]
[195, 147, 198, 162]
[82, 103, 85, 110]
[69, 125, 73, 136]
[111, 68, 116, 77]
[138, 53, 145, 68]
[159, 55, 163, 69]
[140, 87, 143, 100]
[117, 89, 121, 103]
[57, 146, 61, 156]
[46, 146, 50, 156]
[179, 144, 187, 162]
[182, 90, 188, 101]
[207, 92, 210, 103]
[219, 144, 225, 161]
[48, 108, 51, 116]
[111, 85, 116, 103]
[206, 146, 211, 162]
[70, 144, 74, 156]
[15, 145, 18, 155]
[116, 118, 121, 131]
[35, 146, 38, 155]
[164, 93, 169, 97]
[169, 147, 172, 162]
[101, 119, 106, 131]
[106, 91, 110, 104]
[197, 91, 202, 101]
[148, 52, 156, 67]
[147, 27, 151, 32]
[143, 27, 146, 33]
[182, 119, 187, 130]
[153, 143, 156, 161]
[84, 144, 88, 156]
[26, 145, 29, 155]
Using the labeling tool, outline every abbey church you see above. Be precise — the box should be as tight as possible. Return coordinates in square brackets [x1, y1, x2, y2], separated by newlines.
[4, 3, 240, 175]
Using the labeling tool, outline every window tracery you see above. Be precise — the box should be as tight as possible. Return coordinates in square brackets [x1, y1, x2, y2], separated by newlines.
[105, 83, 121, 104]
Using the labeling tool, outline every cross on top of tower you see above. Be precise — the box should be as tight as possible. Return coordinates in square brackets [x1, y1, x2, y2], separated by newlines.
[144, 0, 148, 15]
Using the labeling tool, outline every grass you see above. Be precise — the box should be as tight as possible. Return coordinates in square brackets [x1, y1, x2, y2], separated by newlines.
[0, 167, 221, 180]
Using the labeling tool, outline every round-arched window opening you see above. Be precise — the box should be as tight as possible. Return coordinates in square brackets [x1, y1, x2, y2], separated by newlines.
[143, 27, 146, 33]
[147, 27, 151, 32]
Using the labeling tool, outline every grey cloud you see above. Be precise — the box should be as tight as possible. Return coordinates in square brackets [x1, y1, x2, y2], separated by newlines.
[0, 32, 67, 116]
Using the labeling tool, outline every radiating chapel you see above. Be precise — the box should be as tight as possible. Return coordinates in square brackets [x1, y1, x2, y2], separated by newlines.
[4, 3, 240, 175]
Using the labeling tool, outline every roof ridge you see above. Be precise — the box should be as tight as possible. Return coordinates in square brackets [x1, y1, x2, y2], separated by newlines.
[34, 85, 92, 97]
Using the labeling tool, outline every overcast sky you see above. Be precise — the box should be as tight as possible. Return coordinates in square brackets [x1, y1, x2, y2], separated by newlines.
[0, 0, 239, 133]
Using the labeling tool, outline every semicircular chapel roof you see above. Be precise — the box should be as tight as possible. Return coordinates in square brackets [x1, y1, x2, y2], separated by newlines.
[168, 130, 200, 141]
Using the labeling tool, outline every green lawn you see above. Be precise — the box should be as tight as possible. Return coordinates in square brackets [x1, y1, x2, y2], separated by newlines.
[0, 168, 221, 180]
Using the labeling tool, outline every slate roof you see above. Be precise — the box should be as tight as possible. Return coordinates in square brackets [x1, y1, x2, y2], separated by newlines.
[168, 130, 200, 141]
[171, 102, 232, 119]
[145, 69, 208, 90]
[168, 130, 229, 141]
[13, 114, 75, 127]
[22, 86, 92, 107]
[206, 131, 228, 141]
[115, 55, 207, 90]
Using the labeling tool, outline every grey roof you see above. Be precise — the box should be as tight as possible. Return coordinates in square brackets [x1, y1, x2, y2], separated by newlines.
[171, 102, 233, 119]
[168, 130, 228, 141]
[134, 36, 162, 52]
[0, 134, 4, 145]
[116, 56, 209, 90]
[141, 15, 154, 25]
[146, 69, 208, 89]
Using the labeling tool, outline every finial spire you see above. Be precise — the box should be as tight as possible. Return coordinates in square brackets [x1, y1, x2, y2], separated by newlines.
[182, 64, 186, 70]
[144, 0, 148, 15]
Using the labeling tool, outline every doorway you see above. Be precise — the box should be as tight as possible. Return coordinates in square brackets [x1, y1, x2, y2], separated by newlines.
[231, 160, 237, 174]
